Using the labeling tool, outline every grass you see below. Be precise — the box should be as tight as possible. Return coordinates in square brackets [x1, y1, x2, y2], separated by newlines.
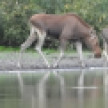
[0, 46, 56, 54]
[0, 46, 91, 55]
[0, 46, 19, 52]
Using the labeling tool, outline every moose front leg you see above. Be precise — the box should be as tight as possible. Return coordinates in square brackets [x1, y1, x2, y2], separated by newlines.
[75, 41, 86, 67]
[53, 38, 66, 68]
[53, 49, 64, 68]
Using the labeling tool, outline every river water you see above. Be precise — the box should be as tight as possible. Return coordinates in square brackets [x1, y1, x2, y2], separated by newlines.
[0, 69, 107, 108]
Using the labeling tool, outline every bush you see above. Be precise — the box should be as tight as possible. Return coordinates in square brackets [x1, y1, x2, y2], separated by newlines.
[0, 1, 42, 46]
[0, 0, 108, 48]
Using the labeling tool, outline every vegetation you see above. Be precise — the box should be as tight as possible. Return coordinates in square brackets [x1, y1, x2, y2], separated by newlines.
[0, 0, 108, 48]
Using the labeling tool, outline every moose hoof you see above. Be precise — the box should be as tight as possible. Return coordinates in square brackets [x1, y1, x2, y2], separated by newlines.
[47, 65, 50, 68]
[53, 64, 59, 68]
[17, 63, 22, 69]
[81, 63, 87, 68]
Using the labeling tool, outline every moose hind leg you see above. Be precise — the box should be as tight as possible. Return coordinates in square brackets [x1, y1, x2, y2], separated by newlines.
[35, 29, 50, 68]
[17, 26, 36, 68]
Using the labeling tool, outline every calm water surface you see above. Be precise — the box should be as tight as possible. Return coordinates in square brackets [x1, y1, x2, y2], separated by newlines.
[0, 69, 107, 108]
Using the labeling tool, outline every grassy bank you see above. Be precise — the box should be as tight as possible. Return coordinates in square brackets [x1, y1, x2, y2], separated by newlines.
[0, 46, 19, 52]
[0, 46, 57, 54]
[0, 46, 91, 54]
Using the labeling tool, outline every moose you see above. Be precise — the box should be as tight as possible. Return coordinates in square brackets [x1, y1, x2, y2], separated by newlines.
[18, 13, 102, 68]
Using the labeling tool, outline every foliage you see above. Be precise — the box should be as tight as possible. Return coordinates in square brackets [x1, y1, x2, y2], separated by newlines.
[0, 0, 108, 47]
[0, 0, 42, 46]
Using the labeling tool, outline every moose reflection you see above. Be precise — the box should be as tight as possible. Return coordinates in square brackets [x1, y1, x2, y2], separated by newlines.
[0, 70, 106, 108]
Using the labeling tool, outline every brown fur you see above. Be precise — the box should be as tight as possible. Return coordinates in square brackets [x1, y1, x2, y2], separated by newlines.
[66, 13, 90, 28]
[30, 13, 90, 41]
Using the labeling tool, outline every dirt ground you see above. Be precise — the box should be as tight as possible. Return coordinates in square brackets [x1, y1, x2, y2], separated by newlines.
[0, 52, 107, 71]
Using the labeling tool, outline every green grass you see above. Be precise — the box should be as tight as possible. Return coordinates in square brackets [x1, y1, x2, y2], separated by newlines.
[0, 46, 19, 51]
[0, 46, 91, 54]
[0, 46, 57, 54]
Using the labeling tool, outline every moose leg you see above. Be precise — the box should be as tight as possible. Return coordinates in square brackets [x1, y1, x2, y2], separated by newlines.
[103, 40, 108, 61]
[53, 38, 67, 67]
[75, 41, 85, 67]
[53, 49, 64, 68]
[35, 29, 50, 68]
[17, 26, 36, 68]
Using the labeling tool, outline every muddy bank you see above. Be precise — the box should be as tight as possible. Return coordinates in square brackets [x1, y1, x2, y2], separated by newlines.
[0, 52, 107, 71]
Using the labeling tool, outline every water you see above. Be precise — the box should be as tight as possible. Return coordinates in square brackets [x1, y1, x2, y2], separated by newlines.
[0, 69, 107, 108]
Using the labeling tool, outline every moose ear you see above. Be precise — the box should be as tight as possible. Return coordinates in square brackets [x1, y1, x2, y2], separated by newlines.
[89, 28, 93, 34]
[89, 27, 96, 35]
